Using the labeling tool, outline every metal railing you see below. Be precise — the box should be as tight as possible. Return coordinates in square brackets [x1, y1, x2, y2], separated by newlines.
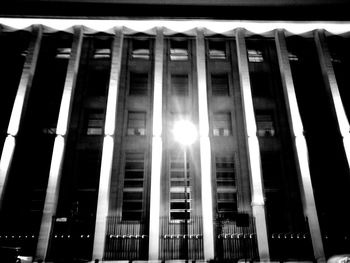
[160, 216, 204, 260]
[104, 216, 148, 260]
[215, 214, 258, 261]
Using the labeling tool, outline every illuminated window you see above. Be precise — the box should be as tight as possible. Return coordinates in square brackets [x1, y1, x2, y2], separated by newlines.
[129, 72, 148, 96]
[93, 37, 111, 59]
[132, 39, 150, 60]
[169, 151, 191, 221]
[216, 155, 237, 220]
[86, 109, 104, 135]
[127, 111, 146, 136]
[170, 39, 188, 61]
[208, 40, 226, 59]
[256, 113, 275, 137]
[56, 48, 71, 59]
[248, 49, 264, 62]
[213, 112, 232, 136]
[171, 74, 189, 96]
[122, 152, 145, 221]
[93, 48, 111, 59]
[211, 73, 229, 96]
[288, 52, 299, 62]
[330, 52, 342, 64]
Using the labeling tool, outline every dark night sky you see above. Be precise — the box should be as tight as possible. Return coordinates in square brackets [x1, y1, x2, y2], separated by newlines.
[1, 0, 350, 20]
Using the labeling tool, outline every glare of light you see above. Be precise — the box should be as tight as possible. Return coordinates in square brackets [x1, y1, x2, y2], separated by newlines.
[173, 120, 197, 146]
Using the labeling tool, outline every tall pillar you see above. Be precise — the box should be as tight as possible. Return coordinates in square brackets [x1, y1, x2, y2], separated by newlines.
[92, 27, 124, 261]
[148, 27, 164, 261]
[235, 28, 270, 261]
[314, 29, 350, 171]
[195, 28, 215, 261]
[0, 25, 42, 208]
[275, 29, 326, 263]
[36, 26, 83, 261]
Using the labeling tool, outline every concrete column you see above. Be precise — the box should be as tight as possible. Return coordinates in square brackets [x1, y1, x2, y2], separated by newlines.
[36, 26, 83, 261]
[195, 28, 215, 261]
[235, 28, 270, 261]
[314, 29, 350, 171]
[0, 25, 42, 208]
[275, 29, 326, 263]
[92, 27, 124, 261]
[148, 27, 164, 261]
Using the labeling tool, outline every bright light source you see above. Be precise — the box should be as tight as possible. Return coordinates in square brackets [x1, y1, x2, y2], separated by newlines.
[173, 120, 197, 146]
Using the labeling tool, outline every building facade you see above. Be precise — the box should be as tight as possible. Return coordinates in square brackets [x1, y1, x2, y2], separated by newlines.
[0, 19, 350, 262]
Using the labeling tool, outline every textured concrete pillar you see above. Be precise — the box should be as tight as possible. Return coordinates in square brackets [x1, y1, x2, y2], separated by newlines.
[314, 29, 350, 173]
[0, 25, 42, 208]
[36, 26, 83, 261]
[92, 27, 123, 261]
[148, 27, 164, 260]
[275, 29, 326, 263]
[196, 28, 215, 261]
[235, 28, 270, 261]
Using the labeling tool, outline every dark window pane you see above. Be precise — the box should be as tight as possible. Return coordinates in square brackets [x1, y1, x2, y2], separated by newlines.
[211, 74, 229, 96]
[129, 72, 148, 96]
[208, 40, 226, 60]
[171, 74, 189, 96]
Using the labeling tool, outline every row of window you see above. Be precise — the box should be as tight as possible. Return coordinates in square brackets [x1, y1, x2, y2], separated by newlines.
[84, 110, 275, 138]
[121, 151, 238, 222]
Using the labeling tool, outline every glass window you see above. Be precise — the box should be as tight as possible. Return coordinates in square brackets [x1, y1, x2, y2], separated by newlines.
[86, 109, 104, 135]
[129, 72, 148, 96]
[171, 74, 189, 96]
[213, 112, 232, 136]
[56, 48, 71, 59]
[208, 40, 226, 59]
[122, 152, 145, 221]
[132, 39, 150, 60]
[93, 37, 111, 59]
[211, 73, 229, 96]
[170, 39, 188, 61]
[127, 111, 146, 136]
[248, 49, 264, 62]
[93, 48, 111, 59]
[250, 72, 271, 97]
[216, 155, 237, 220]
[169, 151, 191, 221]
[256, 113, 275, 137]
[288, 52, 299, 62]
